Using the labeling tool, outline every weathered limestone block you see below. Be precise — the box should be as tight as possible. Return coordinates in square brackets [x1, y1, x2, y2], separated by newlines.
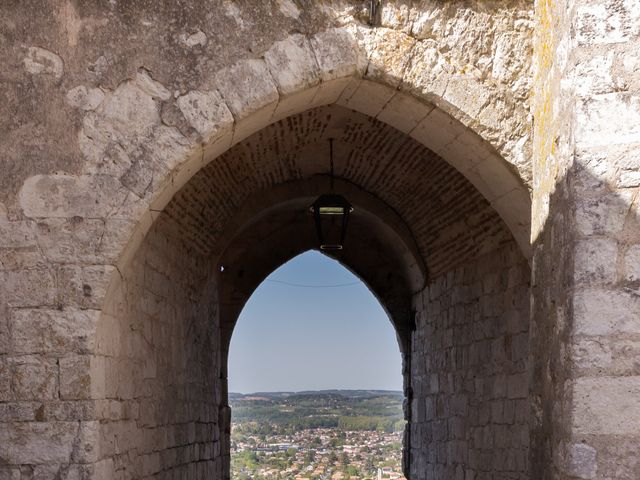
[573, 376, 640, 435]
[476, 99, 530, 173]
[134, 70, 172, 101]
[10, 356, 58, 401]
[75, 72, 187, 203]
[623, 244, 640, 281]
[214, 59, 279, 142]
[365, 28, 415, 87]
[34, 217, 133, 265]
[66, 86, 105, 111]
[98, 77, 161, 140]
[410, 106, 464, 157]
[442, 74, 493, 121]
[59, 355, 105, 400]
[573, 51, 620, 97]
[410, 4, 453, 37]
[0, 220, 46, 270]
[491, 27, 534, 100]
[10, 309, 99, 355]
[574, 238, 618, 285]
[336, 79, 395, 118]
[265, 34, 323, 121]
[73, 421, 101, 463]
[310, 28, 367, 81]
[0, 401, 42, 423]
[177, 90, 234, 141]
[0, 269, 56, 308]
[575, 93, 640, 149]
[0, 357, 10, 401]
[123, 124, 192, 199]
[379, 1, 412, 33]
[0, 421, 96, 464]
[609, 338, 640, 376]
[574, 289, 640, 336]
[42, 400, 97, 422]
[574, 0, 640, 46]
[264, 34, 320, 96]
[19, 174, 135, 219]
[575, 192, 631, 236]
[376, 92, 433, 134]
[23, 47, 63, 80]
[0, 220, 37, 249]
[56, 265, 116, 309]
[618, 170, 640, 188]
[401, 40, 451, 103]
[215, 59, 278, 121]
[572, 339, 612, 375]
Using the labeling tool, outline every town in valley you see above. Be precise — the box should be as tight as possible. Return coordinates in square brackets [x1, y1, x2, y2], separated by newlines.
[230, 391, 406, 480]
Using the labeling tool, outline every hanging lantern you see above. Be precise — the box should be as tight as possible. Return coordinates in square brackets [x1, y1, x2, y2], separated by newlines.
[309, 139, 354, 251]
[310, 193, 353, 251]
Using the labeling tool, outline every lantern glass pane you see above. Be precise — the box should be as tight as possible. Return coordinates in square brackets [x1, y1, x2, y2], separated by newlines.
[320, 244, 343, 251]
[318, 206, 345, 215]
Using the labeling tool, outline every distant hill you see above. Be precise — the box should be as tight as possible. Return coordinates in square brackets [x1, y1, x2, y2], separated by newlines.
[229, 389, 403, 402]
[229, 389, 405, 433]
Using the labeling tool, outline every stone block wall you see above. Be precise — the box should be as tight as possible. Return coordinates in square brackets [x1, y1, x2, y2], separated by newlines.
[0, 217, 115, 477]
[410, 239, 531, 480]
[569, 8, 640, 478]
[532, 0, 640, 478]
[96, 213, 223, 479]
[0, 191, 223, 479]
[563, 0, 640, 475]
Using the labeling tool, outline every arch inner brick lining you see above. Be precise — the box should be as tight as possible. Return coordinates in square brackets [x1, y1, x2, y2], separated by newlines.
[163, 104, 514, 279]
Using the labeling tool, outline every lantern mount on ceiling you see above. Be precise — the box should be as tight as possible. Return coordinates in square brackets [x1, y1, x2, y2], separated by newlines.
[309, 139, 354, 251]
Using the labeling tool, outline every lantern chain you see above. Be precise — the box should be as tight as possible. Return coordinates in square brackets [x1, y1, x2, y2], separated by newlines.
[329, 137, 335, 192]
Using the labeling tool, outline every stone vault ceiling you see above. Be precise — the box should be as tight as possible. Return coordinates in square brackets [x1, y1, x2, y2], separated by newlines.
[164, 105, 512, 277]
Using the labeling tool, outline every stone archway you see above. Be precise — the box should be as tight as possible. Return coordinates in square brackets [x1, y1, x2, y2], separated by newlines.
[93, 100, 531, 479]
[2, 4, 536, 479]
[3, 2, 640, 479]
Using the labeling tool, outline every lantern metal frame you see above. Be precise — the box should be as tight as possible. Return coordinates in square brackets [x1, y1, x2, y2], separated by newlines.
[309, 139, 354, 251]
[309, 193, 354, 251]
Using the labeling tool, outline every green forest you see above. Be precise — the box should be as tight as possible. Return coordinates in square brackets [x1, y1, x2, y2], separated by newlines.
[230, 390, 405, 434]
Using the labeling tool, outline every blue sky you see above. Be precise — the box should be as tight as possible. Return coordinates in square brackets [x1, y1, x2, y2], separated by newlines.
[227, 250, 403, 393]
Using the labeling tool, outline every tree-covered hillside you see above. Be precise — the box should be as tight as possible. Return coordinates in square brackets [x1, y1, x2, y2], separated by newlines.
[230, 390, 405, 433]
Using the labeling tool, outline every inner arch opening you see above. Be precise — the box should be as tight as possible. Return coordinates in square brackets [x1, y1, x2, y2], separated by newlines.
[228, 250, 405, 480]
[228, 250, 403, 394]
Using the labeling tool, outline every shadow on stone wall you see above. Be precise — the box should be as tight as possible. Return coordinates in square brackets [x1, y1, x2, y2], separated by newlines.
[530, 160, 640, 479]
